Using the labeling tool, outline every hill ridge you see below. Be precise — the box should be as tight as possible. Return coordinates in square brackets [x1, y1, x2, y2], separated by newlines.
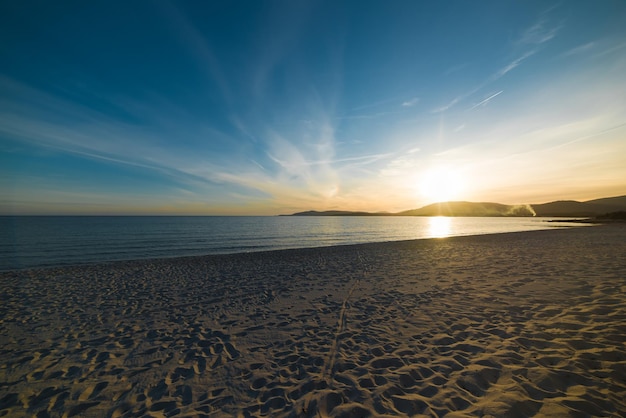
[283, 195, 626, 217]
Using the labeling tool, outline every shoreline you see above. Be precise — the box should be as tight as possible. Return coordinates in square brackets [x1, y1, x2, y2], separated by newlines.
[1, 225, 625, 416]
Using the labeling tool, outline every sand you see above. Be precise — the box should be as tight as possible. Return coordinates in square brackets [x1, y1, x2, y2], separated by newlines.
[1, 225, 625, 417]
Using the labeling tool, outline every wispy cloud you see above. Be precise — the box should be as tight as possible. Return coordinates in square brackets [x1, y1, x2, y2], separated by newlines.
[432, 49, 536, 114]
[159, 2, 233, 107]
[269, 152, 392, 168]
[2, 70, 373, 212]
[469, 90, 503, 110]
[432, 13, 558, 114]
[518, 18, 561, 46]
[247, 2, 313, 98]
[496, 51, 536, 78]
[561, 40, 626, 60]
[379, 154, 421, 177]
[444, 63, 469, 76]
[0, 111, 226, 191]
[432, 96, 462, 113]
[402, 97, 419, 107]
[561, 42, 596, 57]
[0, 76, 260, 195]
[594, 41, 626, 58]
[431, 80, 487, 113]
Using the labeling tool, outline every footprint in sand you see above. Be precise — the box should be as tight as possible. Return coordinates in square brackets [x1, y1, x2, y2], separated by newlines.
[78, 381, 109, 401]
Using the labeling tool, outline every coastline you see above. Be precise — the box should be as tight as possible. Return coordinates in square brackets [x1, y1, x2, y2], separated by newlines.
[1, 225, 625, 416]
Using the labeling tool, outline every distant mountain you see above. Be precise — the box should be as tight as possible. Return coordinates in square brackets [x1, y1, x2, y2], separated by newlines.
[585, 195, 626, 207]
[284, 195, 626, 217]
[397, 201, 535, 217]
[531, 195, 626, 217]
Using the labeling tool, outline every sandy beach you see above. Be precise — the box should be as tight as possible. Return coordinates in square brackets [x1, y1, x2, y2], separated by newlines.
[1, 225, 625, 417]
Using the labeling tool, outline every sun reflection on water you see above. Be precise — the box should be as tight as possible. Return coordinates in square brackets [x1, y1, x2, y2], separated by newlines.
[428, 216, 451, 238]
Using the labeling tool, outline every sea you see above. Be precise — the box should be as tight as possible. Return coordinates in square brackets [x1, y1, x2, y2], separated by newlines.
[0, 216, 587, 271]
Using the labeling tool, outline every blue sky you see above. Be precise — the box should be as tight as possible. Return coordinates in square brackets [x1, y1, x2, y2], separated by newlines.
[1, 1, 625, 215]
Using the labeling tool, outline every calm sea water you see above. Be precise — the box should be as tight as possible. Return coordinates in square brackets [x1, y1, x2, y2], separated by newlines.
[0, 216, 586, 270]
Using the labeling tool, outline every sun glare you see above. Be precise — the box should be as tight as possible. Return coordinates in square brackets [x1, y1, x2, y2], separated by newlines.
[428, 216, 451, 238]
[419, 167, 465, 202]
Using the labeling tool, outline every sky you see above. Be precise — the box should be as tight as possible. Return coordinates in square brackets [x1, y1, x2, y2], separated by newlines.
[1, 0, 625, 215]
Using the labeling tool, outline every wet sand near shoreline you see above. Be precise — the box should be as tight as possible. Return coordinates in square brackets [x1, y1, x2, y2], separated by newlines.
[1, 226, 625, 417]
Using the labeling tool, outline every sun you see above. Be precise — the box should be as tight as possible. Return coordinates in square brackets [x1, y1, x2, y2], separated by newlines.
[419, 167, 465, 202]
